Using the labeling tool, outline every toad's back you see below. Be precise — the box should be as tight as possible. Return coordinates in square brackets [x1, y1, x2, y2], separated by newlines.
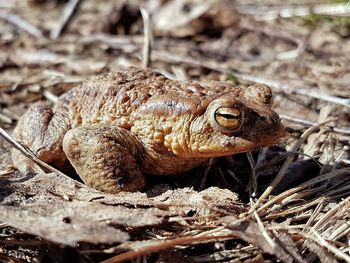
[68, 68, 239, 128]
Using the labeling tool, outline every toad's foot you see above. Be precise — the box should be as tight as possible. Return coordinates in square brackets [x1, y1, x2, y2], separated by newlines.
[62, 126, 146, 193]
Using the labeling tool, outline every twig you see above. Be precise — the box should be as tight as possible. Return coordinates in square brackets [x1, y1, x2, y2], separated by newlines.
[233, 72, 350, 109]
[280, 114, 350, 135]
[237, 3, 350, 19]
[50, 0, 81, 39]
[0, 11, 43, 38]
[140, 8, 152, 68]
[0, 127, 69, 178]
[101, 234, 237, 263]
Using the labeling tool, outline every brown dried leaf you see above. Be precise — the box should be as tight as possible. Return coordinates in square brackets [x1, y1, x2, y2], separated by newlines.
[151, 186, 244, 215]
[0, 205, 130, 246]
[0, 172, 167, 246]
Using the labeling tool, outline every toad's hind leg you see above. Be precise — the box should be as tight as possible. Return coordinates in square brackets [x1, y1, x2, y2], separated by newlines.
[62, 126, 146, 193]
[12, 101, 71, 172]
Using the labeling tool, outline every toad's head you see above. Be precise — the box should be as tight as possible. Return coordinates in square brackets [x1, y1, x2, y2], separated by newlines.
[188, 84, 285, 157]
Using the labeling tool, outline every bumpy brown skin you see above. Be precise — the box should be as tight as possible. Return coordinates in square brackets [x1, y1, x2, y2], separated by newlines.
[12, 68, 284, 193]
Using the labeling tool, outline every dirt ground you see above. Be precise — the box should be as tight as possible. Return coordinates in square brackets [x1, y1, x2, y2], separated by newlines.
[0, 0, 349, 262]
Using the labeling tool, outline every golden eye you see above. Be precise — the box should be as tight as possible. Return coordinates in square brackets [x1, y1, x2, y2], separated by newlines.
[214, 107, 242, 129]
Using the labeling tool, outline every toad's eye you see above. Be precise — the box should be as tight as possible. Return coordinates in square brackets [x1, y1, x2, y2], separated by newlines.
[214, 107, 243, 130]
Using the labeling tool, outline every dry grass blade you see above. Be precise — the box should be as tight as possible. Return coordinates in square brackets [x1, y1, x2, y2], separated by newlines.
[265, 197, 325, 220]
[329, 222, 350, 241]
[251, 207, 276, 250]
[42, 89, 59, 103]
[257, 121, 328, 205]
[0, 169, 14, 176]
[237, 3, 350, 19]
[0, 127, 69, 178]
[234, 73, 350, 109]
[188, 244, 256, 262]
[140, 8, 152, 68]
[0, 112, 12, 124]
[280, 114, 350, 136]
[256, 167, 350, 215]
[304, 197, 326, 231]
[100, 234, 237, 263]
[271, 226, 350, 262]
[311, 196, 350, 233]
[152, 50, 350, 108]
[0, 11, 43, 38]
[50, 0, 81, 39]
[246, 152, 257, 196]
[308, 229, 350, 262]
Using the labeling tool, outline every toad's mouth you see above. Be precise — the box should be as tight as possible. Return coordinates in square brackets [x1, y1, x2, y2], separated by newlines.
[192, 124, 285, 158]
[224, 121, 285, 152]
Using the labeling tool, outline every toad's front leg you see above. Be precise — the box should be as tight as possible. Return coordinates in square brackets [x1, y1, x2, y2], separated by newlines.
[62, 126, 146, 194]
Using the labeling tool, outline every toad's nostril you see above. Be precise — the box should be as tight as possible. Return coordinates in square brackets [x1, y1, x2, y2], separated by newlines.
[260, 115, 276, 125]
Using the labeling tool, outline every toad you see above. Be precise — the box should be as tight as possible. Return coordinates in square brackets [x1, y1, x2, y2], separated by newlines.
[12, 68, 284, 193]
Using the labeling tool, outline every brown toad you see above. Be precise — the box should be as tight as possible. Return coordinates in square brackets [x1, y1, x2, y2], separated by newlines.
[12, 68, 284, 193]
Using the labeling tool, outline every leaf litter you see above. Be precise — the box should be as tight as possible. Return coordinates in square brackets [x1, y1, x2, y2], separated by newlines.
[0, 0, 349, 262]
